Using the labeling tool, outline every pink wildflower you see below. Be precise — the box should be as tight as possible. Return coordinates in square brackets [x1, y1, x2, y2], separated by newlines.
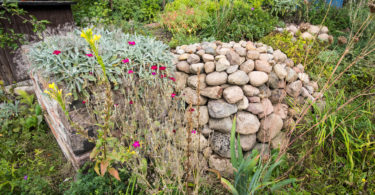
[160, 74, 167, 78]
[129, 100, 133, 104]
[128, 41, 136, 45]
[132, 141, 140, 148]
[189, 108, 195, 112]
[122, 58, 130, 63]
[173, 129, 176, 133]
[86, 53, 93, 57]
[151, 65, 158, 70]
[191, 130, 197, 134]
[24, 175, 28, 180]
[151, 72, 156, 75]
[171, 93, 176, 98]
[89, 72, 93, 75]
[53, 50, 61, 55]
[82, 100, 86, 104]
[159, 66, 166, 70]
[169, 77, 176, 82]
[128, 70, 134, 74]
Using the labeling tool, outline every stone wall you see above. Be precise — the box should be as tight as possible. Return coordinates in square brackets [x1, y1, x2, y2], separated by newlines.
[275, 23, 333, 42]
[172, 40, 319, 175]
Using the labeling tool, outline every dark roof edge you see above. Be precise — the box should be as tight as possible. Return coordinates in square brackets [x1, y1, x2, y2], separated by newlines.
[1, 1, 76, 6]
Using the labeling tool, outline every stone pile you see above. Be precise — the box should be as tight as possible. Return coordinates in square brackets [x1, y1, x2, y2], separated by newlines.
[275, 23, 333, 43]
[173, 40, 319, 176]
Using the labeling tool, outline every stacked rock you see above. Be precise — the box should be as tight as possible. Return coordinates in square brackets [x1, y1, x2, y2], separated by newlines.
[173, 41, 319, 176]
[275, 23, 333, 43]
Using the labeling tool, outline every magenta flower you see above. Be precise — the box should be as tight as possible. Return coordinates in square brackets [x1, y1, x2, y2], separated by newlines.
[128, 70, 134, 74]
[169, 77, 176, 82]
[86, 53, 93, 57]
[53, 50, 61, 55]
[151, 65, 158, 70]
[191, 130, 197, 134]
[89, 72, 93, 75]
[151, 72, 156, 75]
[128, 41, 136, 45]
[173, 129, 176, 133]
[129, 100, 133, 104]
[82, 100, 86, 104]
[189, 108, 195, 112]
[115, 104, 119, 107]
[171, 93, 176, 98]
[251, 7, 254, 10]
[24, 175, 28, 180]
[159, 66, 166, 71]
[160, 74, 167, 78]
[122, 58, 130, 63]
[132, 141, 140, 148]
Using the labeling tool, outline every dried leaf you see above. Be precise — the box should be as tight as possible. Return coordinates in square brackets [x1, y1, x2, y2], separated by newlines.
[108, 167, 121, 181]
[100, 160, 109, 176]
[94, 162, 100, 175]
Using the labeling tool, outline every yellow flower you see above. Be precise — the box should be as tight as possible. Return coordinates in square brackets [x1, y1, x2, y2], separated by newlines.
[48, 83, 55, 89]
[80, 31, 86, 38]
[44, 90, 51, 95]
[131, 151, 136, 155]
[93, 35, 101, 41]
[362, 178, 366, 182]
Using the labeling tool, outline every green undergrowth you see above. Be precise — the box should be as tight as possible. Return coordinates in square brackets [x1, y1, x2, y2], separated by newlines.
[0, 83, 73, 194]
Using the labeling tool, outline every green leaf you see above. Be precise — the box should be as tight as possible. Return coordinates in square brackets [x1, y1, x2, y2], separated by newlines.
[230, 116, 237, 168]
[270, 178, 297, 192]
[221, 177, 239, 195]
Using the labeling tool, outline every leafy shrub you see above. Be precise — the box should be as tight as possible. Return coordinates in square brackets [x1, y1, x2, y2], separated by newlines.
[27, 27, 173, 99]
[261, 31, 328, 69]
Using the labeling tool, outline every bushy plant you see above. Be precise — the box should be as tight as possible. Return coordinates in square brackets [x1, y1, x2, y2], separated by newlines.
[28, 27, 173, 100]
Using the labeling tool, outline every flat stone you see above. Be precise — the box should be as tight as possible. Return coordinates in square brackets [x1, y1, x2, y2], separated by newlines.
[210, 132, 231, 158]
[268, 72, 281, 89]
[223, 86, 244, 104]
[228, 70, 249, 85]
[246, 42, 256, 50]
[273, 50, 287, 63]
[270, 89, 286, 104]
[249, 71, 269, 86]
[248, 96, 260, 103]
[206, 72, 228, 86]
[298, 73, 310, 85]
[226, 50, 242, 65]
[247, 103, 264, 115]
[236, 111, 260, 134]
[208, 154, 234, 177]
[274, 64, 287, 79]
[286, 67, 298, 83]
[242, 85, 260, 96]
[259, 53, 273, 61]
[234, 46, 247, 57]
[258, 98, 273, 118]
[182, 87, 207, 105]
[240, 134, 256, 151]
[273, 103, 288, 119]
[257, 114, 283, 142]
[286, 80, 302, 97]
[240, 60, 255, 73]
[237, 96, 249, 110]
[178, 53, 189, 61]
[202, 125, 213, 137]
[196, 49, 205, 56]
[258, 85, 271, 99]
[209, 117, 233, 133]
[208, 99, 238, 118]
[174, 71, 189, 91]
[200, 86, 223, 99]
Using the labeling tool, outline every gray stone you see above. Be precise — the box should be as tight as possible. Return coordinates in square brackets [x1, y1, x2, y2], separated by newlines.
[234, 46, 247, 56]
[226, 65, 239, 74]
[318, 33, 330, 42]
[240, 60, 255, 73]
[300, 32, 313, 40]
[285, 59, 294, 67]
[208, 99, 238, 118]
[273, 50, 287, 63]
[190, 63, 204, 74]
[178, 53, 189, 61]
[270, 89, 286, 104]
[204, 62, 215, 73]
[182, 87, 207, 105]
[184, 106, 209, 128]
[200, 86, 223, 99]
[308, 25, 320, 35]
[208, 155, 234, 177]
[242, 85, 260, 96]
[209, 117, 233, 133]
[274, 64, 287, 79]
[226, 50, 242, 65]
[187, 74, 206, 90]
[273, 103, 288, 119]
[228, 70, 249, 85]
[196, 49, 205, 56]
[251, 143, 270, 159]
[206, 72, 228, 86]
[286, 80, 302, 97]
[257, 114, 283, 142]
[174, 71, 189, 91]
[249, 71, 269, 86]
[202, 125, 213, 137]
[202, 54, 214, 62]
[258, 98, 274, 118]
[247, 103, 264, 115]
[247, 50, 260, 60]
[287, 24, 298, 34]
[187, 54, 200, 64]
[248, 96, 260, 103]
[259, 53, 273, 61]
[204, 46, 216, 55]
[240, 134, 257, 151]
[210, 132, 231, 158]
[236, 111, 260, 134]
[185, 45, 197, 53]
[217, 48, 230, 55]
[258, 85, 271, 99]
[271, 132, 288, 150]
[223, 86, 244, 104]
[176, 61, 190, 74]
[320, 26, 329, 34]
[237, 96, 249, 110]
[286, 67, 298, 83]
[298, 73, 310, 85]
[216, 58, 231, 71]
[255, 60, 272, 73]
[268, 72, 281, 89]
